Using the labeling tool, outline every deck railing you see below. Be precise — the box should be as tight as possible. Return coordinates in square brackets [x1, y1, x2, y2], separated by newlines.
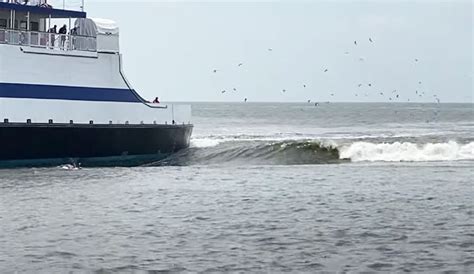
[0, 28, 96, 52]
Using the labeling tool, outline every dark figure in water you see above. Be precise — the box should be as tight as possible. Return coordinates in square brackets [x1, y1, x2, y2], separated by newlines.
[152, 97, 160, 104]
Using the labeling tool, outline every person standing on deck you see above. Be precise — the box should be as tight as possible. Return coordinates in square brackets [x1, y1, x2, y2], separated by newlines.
[47, 25, 57, 48]
[58, 24, 67, 49]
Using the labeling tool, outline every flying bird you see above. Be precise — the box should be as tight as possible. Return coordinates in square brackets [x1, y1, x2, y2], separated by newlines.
[238, 63, 243, 67]
[221, 90, 226, 94]
[282, 89, 286, 93]
[368, 83, 372, 87]
[244, 98, 248, 102]
[369, 38, 373, 43]
[303, 84, 307, 88]
[324, 69, 328, 72]
[268, 48, 273, 51]
[354, 40, 357, 45]
[213, 69, 218, 73]
[415, 59, 419, 62]
[233, 88, 237, 91]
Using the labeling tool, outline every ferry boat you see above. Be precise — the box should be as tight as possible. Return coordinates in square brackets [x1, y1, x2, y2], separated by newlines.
[0, 0, 193, 167]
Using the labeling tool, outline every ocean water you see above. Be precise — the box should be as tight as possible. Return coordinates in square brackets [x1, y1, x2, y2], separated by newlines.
[0, 102, 473, 272]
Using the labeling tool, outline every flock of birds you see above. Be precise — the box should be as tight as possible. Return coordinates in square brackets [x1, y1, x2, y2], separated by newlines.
[211, 37, 443, 107]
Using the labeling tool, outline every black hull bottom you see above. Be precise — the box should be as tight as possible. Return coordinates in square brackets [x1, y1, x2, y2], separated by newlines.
[0, 123, 193, 168]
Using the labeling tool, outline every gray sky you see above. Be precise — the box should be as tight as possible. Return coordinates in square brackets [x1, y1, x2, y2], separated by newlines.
[79, 0, 472, 102]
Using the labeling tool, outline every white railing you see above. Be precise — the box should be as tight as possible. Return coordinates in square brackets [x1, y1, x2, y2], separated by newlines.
[0, 28, 96, 52]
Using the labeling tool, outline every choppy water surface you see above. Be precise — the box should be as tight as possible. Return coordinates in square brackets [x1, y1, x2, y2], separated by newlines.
[1, 103, 473, 272]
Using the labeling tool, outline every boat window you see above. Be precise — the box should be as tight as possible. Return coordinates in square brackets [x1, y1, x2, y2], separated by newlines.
[20, 21, 27, 30]
[0, 19, 6, 29]
[30, 22, 39, 31]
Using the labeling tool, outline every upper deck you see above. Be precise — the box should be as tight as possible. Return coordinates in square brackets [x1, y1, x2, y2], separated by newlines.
[0, 1, 97, 52]
[0, 1, 86, 19]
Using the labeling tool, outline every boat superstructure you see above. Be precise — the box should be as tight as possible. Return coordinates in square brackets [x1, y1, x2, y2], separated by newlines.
[0, 1, 193, 167]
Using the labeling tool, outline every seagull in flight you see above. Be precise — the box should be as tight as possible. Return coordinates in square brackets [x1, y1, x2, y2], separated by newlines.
[354, 40, 357, 45]
[213, 69, 218, 73]
[221, 90, 226, 94]
[324, 69, 328, 72]
[238, 63, 243, 67]
[369, 38, 373, 43]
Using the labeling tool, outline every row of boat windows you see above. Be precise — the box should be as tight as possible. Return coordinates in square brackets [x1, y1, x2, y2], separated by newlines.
[0, 18, 40, 31]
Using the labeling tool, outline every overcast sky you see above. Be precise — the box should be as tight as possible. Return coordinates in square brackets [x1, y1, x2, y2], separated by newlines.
[63, 0, 473, 102]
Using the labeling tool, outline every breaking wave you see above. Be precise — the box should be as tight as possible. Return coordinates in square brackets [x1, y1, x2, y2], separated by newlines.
[153, 138, 474, 166]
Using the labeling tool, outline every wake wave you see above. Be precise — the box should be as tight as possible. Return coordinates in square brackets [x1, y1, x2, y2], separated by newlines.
[153, 137, 474, 166]
[156, 140, 342, 166]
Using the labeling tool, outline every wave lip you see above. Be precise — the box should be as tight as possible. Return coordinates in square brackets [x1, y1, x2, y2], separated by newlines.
[157, 140, 344, 166]
[340, 141, 474, 162]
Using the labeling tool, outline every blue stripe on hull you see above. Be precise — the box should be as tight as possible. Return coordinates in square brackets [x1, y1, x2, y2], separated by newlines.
[0, 82, 141, 103]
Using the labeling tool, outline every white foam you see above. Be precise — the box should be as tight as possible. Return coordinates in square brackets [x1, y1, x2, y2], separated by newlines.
[190, 138, 222, 148]
[340, 141, 474, 162]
